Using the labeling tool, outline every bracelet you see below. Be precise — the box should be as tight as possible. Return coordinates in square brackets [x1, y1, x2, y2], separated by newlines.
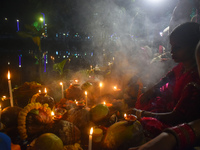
[135, 109, 144, 119]
[164, 123, 196, 150]
[179, 123, 196, 147]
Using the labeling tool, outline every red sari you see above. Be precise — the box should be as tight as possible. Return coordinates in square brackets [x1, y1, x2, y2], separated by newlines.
[136, 63, 200, 137]
[136, 63, 200, 113]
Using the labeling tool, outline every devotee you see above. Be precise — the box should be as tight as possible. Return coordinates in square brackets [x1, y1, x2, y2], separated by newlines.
[128, 22, 200, 136]
[128, 40, 200, 150]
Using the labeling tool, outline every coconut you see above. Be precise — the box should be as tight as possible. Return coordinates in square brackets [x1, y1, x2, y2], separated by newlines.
[52, 120, 81, 145]
[61, 107, 90, 130]
[34, 133, 63, 150]
[1, 106, 22, 128]
[102, 121, 145, 149]
[90, 104, 109, 123]
[31, 93, 55, 109]
[65, 85, 82, 100]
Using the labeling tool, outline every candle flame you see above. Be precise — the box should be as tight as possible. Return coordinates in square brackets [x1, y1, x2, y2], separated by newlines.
[124, 113, 127, 118]
[44, 88, 47, 93]
[60, 82, 63, 85]
[90, 127, 93, 135]
[99, 82, 103, 87]
[76, 101, 78, 104]
[2, 96, 6, 101]
[51, 111, 54, 116]
[39, 90, 41, 93]
[75, 80, 78, 83]
[114, 86, 117, 90]
[7, 70, 10, 80]
[0, 104, 1, 109]
[103, 101, 106, 105]
[85, 91, 87, 96]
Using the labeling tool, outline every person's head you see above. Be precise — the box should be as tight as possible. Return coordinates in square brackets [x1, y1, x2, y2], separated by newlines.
[169, 22, 200, 63]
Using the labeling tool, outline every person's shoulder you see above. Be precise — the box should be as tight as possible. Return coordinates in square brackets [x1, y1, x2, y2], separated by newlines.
[172, 63, 183, 72]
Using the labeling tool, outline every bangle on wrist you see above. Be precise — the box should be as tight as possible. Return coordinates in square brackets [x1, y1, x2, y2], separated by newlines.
[135, 109, 144, 119]
[164, 123, 196, 150]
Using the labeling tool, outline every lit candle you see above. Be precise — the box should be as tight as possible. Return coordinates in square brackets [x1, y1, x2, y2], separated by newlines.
[99, 82, 102, 96]
[103, 101, 106, 105]
[124, 113, 137, 122]
[85, 91, 88, 107]
[88, 127, 93, 150]
[2, 96, 6, 101]
[51, 111, 55, 120]
[60, 82, 64, 98]
[113, 86, 117, 91]
[39, 90, 41, 93]
[124, 113, 127, 119]
[44, 88, 47, 94]
[7, 71, 14, 107]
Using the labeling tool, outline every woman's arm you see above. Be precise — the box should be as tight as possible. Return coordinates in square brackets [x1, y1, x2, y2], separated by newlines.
[129, 119, 200, 150]
[130, 108, 185, 125]
[128, 132, 177, 150]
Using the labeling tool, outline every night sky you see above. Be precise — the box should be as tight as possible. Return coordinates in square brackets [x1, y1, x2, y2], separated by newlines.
[0, 0, 179, 29]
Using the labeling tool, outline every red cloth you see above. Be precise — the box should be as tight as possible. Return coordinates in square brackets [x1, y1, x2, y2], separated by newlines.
[139, 117, 169, 138]
[136, 63, 200, 113]
[136, 63, 200, 137]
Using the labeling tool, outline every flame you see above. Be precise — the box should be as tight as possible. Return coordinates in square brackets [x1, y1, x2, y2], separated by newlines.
[99, 82, 103, 87]
[90, 127, 93, 135]
[114, 86, 117, 90]
[103, 101, 106, 105]
[44, 88, 47, 93]
[51, 111, 54, 116]
[60, 82, 63, 85]
[124, 113, 127, 118]
[75, 80, 78, 83]
[85, 91, 87, 96]
[39, 90, 41, 93]
[7, 70, 10, 80]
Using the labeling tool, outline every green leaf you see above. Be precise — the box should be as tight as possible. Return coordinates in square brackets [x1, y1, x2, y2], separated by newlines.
[53, 59, 67, 75]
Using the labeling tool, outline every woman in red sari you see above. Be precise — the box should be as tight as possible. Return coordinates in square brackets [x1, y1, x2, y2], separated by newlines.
[129, 40, 200, 150]
[128, 22, 200, 137]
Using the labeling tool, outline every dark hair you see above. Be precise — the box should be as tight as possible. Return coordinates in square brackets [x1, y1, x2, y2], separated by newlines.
[170, 22, 200, 48]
